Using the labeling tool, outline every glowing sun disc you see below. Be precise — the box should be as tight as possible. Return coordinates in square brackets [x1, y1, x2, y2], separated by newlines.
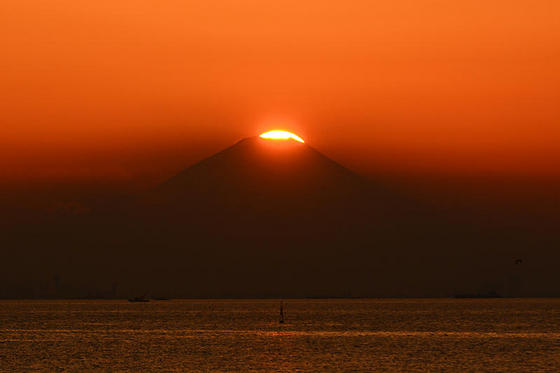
[259, 130, 305, 143]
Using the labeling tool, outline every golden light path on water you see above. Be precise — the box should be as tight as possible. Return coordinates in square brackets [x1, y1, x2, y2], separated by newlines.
[3, 299, 560, 371]
[259, 130, 305, 143]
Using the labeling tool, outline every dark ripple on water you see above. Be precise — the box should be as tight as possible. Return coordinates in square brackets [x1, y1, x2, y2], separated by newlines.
[1, 299, 560, 372]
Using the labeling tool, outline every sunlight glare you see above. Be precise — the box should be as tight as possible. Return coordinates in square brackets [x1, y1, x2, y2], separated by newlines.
[259, 130, 305, 143]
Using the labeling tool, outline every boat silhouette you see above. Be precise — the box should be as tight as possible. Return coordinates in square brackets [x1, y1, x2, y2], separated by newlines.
[454, 291, 502, 299]
[128, 296, 149, 302]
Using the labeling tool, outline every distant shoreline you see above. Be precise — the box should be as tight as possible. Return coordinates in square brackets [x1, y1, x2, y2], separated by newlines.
[1, 297, 559, 301]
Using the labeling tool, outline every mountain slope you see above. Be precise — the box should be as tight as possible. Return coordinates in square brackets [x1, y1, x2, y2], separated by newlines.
[3, 136, 546, 299]
[146, 136, 406, 228]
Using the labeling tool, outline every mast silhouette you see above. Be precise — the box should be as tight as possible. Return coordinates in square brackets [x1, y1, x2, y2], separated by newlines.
[279, 300, 285, 324]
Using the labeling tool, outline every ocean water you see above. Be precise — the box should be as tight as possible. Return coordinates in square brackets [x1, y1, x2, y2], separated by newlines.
[1, 299, 559, 372]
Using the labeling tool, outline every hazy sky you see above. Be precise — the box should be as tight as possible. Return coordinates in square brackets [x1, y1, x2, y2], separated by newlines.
[1, 0, 559, 184]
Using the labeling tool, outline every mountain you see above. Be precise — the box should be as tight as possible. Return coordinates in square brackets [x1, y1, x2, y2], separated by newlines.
[143, 136, 406, 232]
[108, 136, 436, 298]
[2, 136, 557, 299]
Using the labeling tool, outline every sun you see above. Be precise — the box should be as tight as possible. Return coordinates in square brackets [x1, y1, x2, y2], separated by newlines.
[259, 130, 305, 143]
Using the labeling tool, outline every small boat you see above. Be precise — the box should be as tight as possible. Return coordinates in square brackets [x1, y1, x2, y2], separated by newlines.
[128, 296, 149, 302]
[454, 291, 502, 299]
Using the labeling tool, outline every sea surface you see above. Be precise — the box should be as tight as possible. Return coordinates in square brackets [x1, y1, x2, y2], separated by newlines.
[1, 299, 560, 372]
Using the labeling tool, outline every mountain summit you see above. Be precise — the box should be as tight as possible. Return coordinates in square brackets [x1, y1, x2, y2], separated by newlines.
[121, 135, 407, 297]
[145, 135, 406, 236]
[157, 136, 374, 209]
[3, 135, 549, 298]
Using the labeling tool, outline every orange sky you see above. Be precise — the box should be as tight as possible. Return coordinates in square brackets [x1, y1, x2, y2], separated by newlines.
[1, 0, 559, 184]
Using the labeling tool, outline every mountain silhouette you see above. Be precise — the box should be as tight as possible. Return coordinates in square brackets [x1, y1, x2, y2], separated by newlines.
[2, 136, 557, 299]
[147, 136, 399, 219]
[95, 135, 440, 298]
[132, 136, 420, 250]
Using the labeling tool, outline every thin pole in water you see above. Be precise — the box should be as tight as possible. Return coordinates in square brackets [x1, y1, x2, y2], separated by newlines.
[279, 300, 285, 324]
